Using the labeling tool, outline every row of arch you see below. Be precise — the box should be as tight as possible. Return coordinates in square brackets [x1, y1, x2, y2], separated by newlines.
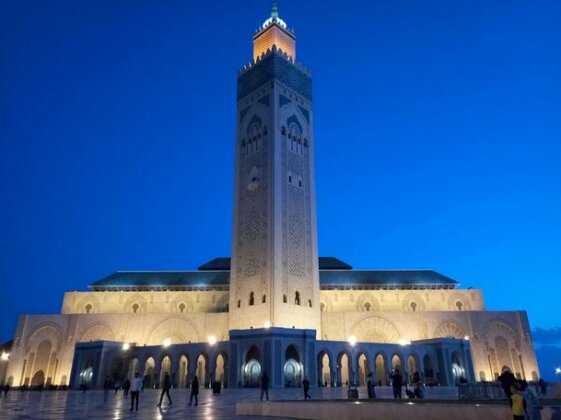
[320, 294, 472, 313]
[79, 295, 229, 314]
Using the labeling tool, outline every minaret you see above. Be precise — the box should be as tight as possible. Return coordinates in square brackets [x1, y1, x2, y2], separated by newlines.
[229, 4, 321, 336]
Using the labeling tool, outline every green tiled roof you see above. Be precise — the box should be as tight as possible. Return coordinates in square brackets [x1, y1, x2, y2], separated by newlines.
[89, 258, 457, 291]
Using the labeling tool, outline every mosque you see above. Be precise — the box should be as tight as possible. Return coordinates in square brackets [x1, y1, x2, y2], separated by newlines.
[5, 5, 539, 390]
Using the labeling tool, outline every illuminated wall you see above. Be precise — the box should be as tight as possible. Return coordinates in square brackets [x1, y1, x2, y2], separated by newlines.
[253, 24, 296, 61]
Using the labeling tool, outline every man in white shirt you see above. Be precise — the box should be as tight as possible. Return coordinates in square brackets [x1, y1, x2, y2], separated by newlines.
[130, 372, 143, 411]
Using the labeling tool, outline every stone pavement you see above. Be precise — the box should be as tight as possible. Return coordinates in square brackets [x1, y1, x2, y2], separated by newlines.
[0, 386, 460, 419]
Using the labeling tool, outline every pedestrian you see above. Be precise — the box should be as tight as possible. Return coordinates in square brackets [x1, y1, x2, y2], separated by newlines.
[123, 378, 131, 398]
[129, 372, 143, 412]
[510, 383, 527, 420]
[520, 380, 543, 420]
[366, 372, 376, 399]
[302, 377, 311, 400]
[538, 378, 547, 397]
[188, 376, 199, 406]
[412, 372, 424, 398]
[260, 372, 269, 401]
[3, 384, 10, 397]
[114, 377, 121, 395]
[157, 373, 173, 407]
[498, 368, 517, 398]
[390, 368, 403, 399]
[103, 376, 112, 402]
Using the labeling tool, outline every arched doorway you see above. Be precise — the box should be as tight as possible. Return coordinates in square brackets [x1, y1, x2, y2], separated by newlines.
[284, 345, 302, 387]
[144, 357, 155, 389]
[179, 355, 188, 388]
[423, 354, 435, 386]
[407, 354, 417, 384]
[451, 351, 465, 384]
[196, 354, 207, 387]
[244, 346, 261, 387]
[358, 353, 368, 386]
[338, 353, 350, 386]
[391, 354, 402, 371]
[318, 352, 331, 387]
[31, 370, 45, 387]
[375, 354, 387, 385]
[215, 353, 227, 386]
[78, 356, 94, 388]
[160, 355, 172, 388]
[34, 340, 53, 385]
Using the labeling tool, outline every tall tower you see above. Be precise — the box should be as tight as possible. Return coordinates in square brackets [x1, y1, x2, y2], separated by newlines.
[229, 5, 321, 336]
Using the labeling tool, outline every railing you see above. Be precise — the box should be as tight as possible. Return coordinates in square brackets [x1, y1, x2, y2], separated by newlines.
[458, 383, 507, 400]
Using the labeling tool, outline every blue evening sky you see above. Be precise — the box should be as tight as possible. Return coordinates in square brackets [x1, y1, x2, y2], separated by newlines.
[1, 1, 560, 378]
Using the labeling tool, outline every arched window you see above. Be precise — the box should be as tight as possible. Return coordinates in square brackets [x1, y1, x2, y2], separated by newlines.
[295, 292, 301, 305]
[179, 303, 186, 313]
[456, 301, 463, 311]
[249, 292, 254, 306]
[132, 303, 139, 313]
[364, 302, 371, 312]
[320, 302, 326, 312]
[281, 126, 286, 136]
[410, 302, 417, 312]
[308, 299, 312, 307]
[84, 304, 92, 314]
[237, 300, 241, 308]
[262, 295, 266, 303]
[283, 295, 287, 303]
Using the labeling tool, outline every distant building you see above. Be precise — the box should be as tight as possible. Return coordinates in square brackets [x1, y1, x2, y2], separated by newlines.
[5, 5, 539, 389]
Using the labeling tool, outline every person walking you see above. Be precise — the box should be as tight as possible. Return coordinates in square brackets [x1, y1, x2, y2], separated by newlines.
[390, 368, 403, 399]
[123, 378, 131, 398]
[129, 372, 143, 412]
[302, 377, 311, 400]
[260, 372, 269, 401]
[367, 372, 377, 399]
[157, 373, 173, 407]
[188, 376, 199, 406]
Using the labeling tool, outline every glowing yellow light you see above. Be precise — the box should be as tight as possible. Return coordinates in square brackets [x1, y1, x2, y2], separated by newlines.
[348, 335, 357, 347]
[1, 352, 9, 361]
[163, 338, 171, 348]
[399, 339, 409, 346]
[264, 321, 271, 329]
[208, 335, 217, 346]
[464, 335, 470, 341]
[122, 343, 130, 351]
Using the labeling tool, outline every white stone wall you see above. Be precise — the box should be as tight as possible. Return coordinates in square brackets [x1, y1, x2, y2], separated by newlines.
[5, 311, 229, 387]
[5, 288, 538, 387]
[61, 290, 229, 315]
[321, 309, 540, 383]
[320, 289, 484, 313]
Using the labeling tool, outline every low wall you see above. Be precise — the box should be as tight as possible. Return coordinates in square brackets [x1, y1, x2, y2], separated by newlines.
[236, 400, 561, 420]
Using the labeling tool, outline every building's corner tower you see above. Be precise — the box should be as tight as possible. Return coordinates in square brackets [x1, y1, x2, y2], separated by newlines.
[229, 4, 321, 336]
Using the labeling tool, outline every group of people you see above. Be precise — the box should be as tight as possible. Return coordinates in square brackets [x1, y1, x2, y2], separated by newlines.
[100, 372, 201, 412]
[259, 372, 312, 401]
[498, 368, 543, 420]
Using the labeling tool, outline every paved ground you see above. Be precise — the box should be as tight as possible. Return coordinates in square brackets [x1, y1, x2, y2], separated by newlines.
[0, 386, 465, 419]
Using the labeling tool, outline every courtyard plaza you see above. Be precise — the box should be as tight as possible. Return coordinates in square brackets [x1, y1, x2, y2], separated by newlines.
[0, 385, 468, 419]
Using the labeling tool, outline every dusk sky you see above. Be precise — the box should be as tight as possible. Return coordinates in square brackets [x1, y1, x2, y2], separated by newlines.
[1, 1, 560, 379]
